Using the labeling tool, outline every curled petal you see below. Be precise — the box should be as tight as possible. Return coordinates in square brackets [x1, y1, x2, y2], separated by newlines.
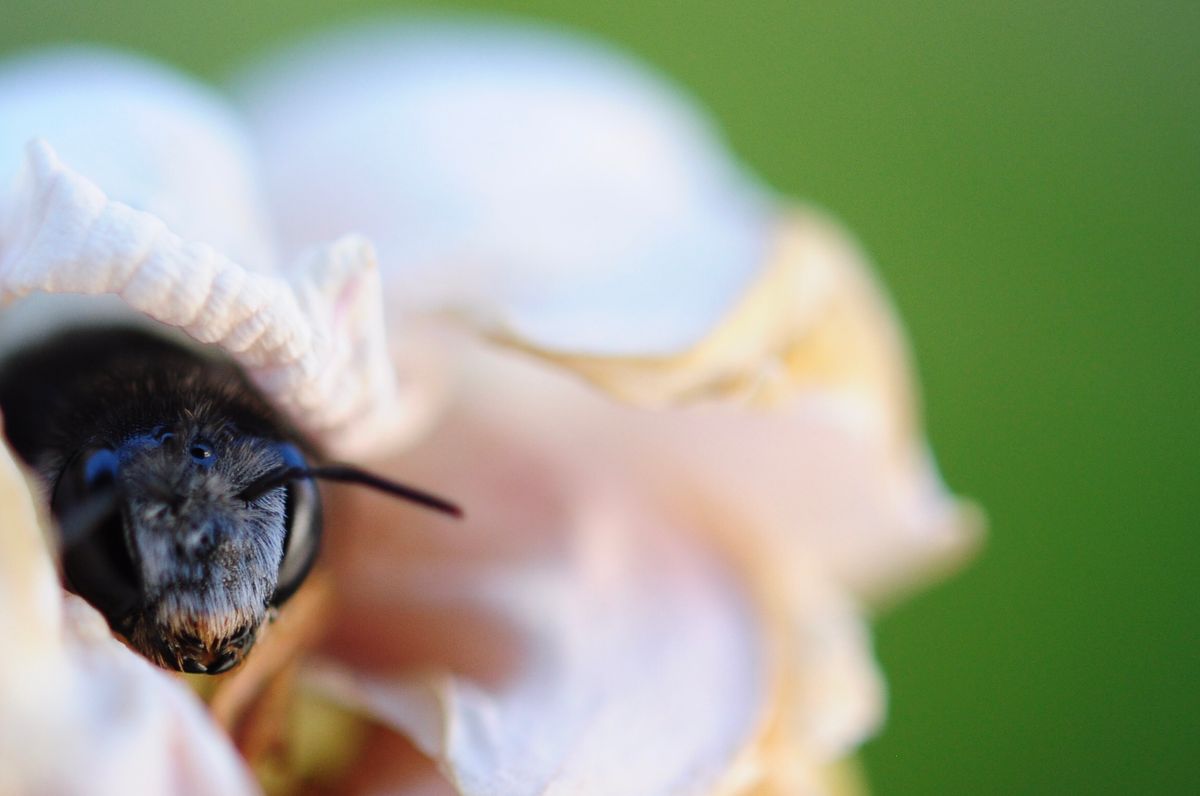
[0, 141, 437, 457]
[236, 20, 772, 357]
[0, 433, 256, 796]
[530, 210, 912, 419]
[0, 48, 444, 456]
[415, 192, 977, 596]
[655, 401, 975, 598]
[0, 47, 275, 270]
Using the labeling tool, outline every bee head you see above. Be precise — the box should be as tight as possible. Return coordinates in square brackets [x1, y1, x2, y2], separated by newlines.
[2, 325, 459, 675]
[50, 420, 321, 674]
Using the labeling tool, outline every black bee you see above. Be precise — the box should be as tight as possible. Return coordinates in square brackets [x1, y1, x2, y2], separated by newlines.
[0, 324, 458, 675]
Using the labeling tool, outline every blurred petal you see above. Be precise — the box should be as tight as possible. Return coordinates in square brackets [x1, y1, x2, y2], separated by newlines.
[0, 431, 257, 796]
[0, 47, 275, 270]
[294, 339, 935, 793]
[306, 355, 774, 794]
[417, 194, 976, 596]
[645, 398, 976, 598]
[236, 20, 773, 356]
[528, 210, 979, 594]
[0, 140, 437, 457]
[333, 727, 456, 796]
[533, 211, 911, 419]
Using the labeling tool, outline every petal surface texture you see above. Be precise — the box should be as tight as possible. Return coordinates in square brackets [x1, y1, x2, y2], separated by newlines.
[0, 50, 436, 457]
[236, 21, 773, 357]
[0, 47, 275, 270]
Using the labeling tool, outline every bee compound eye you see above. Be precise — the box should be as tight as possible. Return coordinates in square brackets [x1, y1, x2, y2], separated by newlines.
[279, 442, 306, 470]
[270, 443, 321, 607]
[58, 492, 141, 624]
[83, 449, 119, 489]
[50, 446, 141, 626]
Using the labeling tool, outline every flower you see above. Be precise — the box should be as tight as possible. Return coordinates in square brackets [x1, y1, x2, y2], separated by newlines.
[0, 19, 976, 795]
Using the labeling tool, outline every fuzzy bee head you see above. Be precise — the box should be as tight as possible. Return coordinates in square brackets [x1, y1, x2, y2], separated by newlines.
[52, 420, 320, 674]
[0, 327, 456, 675]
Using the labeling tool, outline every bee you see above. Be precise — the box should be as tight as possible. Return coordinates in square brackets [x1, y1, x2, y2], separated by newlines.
[0, 323, 459, 675]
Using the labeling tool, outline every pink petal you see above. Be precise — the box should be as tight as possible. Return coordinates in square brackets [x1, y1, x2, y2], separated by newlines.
[308, 350, 772, 794]
[236, 21, 771, 357]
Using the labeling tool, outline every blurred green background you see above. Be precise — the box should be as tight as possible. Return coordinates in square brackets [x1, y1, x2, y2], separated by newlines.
[2, 2, 1195, 793]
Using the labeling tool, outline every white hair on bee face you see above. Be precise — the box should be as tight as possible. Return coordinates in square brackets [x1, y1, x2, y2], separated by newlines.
[120, 435, 288, 664]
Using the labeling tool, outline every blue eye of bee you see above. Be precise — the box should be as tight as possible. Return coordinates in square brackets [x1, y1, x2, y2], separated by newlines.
[279, 442, 306, 469]
[268, 442, 320, 607]
[189, 440, 215, 464]
[83, 449, 119, 489]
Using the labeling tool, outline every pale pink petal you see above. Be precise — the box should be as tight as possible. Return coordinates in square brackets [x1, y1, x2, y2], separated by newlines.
[510, 211, 980, 594]
[0, 140, 437, 457]
[620, 399, 972, 597]
[231, 29, 976, 599]
[306, 352, 773, 794]
[291, 339, 929, 793]
[236, 20, 771, 357]
[0, 49, 444, 457]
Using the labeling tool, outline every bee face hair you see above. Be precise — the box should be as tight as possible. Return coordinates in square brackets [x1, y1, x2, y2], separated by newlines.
[117, 424, 288, 672]
[0, 325, 459, 675]
[0, 327, 308, 673]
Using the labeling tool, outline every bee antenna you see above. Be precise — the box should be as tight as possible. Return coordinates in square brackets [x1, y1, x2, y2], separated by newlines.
[239, 464, 463, 519]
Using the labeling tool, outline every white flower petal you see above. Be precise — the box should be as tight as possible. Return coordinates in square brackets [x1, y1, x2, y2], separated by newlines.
[236, 20, 773, 357]
[0, 421, 62, 677]
[294, 340, 929, 794]
[447, 332, 972, 600]
[360, 341, 961, 779]
[305, 356, 774, 795]
[512, 210, 979, 595]
[779, 572, 885, 759]
[0, 47, 275, 271]
[0, 435, 257, 796]
[625, 397, 973, 597]
[0, 141, 435, 457]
